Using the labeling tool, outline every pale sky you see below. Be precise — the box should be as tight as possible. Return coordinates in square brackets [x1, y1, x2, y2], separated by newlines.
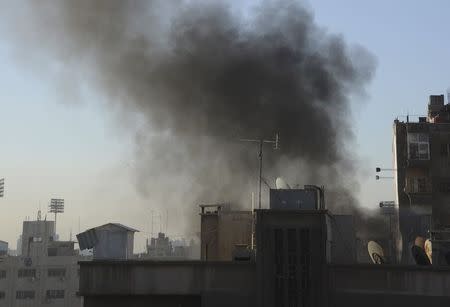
[1, 0, 449, 251]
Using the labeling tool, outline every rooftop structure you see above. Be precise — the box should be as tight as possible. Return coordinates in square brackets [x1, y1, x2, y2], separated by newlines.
[199, 204, 253, 261]
[77, 223, 138, 260]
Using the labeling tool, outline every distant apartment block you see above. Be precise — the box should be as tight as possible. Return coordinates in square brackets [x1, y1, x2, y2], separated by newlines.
[0, 217, 88, 306]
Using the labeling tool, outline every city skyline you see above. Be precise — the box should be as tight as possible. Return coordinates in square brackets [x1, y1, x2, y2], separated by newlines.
[1, 0, 450, 252]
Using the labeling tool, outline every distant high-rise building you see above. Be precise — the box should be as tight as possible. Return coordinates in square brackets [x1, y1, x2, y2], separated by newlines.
[393, 94, 450, 264]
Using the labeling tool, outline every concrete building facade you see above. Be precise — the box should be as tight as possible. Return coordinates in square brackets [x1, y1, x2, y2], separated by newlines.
[393, 94, 450, 264]
[0, 218, 86, 307]
[199, 204, 252, 261]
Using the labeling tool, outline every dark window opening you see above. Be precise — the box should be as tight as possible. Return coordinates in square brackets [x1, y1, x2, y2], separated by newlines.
[274, 228, 284, 307]
[46, 290, 65, 299]
[48, 268, 66, 278]
[287, 229, 298, 307]
[16, 291, 35, 299]
[441, 143, 450, 157]
[18, 269, 35, 278]
[300, 228, 311, 307]
[47, 248, 58, 257]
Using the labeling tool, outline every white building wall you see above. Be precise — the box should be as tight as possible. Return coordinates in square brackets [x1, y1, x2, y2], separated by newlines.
[0, 255, 85, 307]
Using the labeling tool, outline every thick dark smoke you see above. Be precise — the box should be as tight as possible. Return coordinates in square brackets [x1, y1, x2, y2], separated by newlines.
[1, 0, 376, 234]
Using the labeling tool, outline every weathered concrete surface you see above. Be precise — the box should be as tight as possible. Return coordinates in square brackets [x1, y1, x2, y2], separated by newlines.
[329, 264, 450, 306]
[80, 260, 256, 307]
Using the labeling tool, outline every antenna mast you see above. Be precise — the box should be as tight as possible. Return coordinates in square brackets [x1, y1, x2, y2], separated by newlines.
[240, 133, 279, 209]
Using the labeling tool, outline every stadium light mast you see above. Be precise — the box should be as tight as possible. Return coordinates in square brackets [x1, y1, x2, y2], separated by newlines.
[49, 198, 64, 234]
[0, 178, 5, 198]
[240, 133, 279, 209]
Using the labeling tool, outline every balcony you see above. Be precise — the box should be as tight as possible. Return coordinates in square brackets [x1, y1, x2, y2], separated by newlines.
[407, 159, 430, 168]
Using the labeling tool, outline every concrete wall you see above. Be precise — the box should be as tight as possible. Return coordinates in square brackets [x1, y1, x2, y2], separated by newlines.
[21, 221, 55, 258]
[0, 255, 84, 307]
[200, 211, 252, 261]
[256, 210, 329, 307]
[79, 260, 256, 307]
[93, 226, 131, 260]
[329, 264, 450, 307]
[84, 295, 200, 307]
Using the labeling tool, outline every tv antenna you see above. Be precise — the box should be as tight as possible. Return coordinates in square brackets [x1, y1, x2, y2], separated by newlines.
[240, 133, 279, 209]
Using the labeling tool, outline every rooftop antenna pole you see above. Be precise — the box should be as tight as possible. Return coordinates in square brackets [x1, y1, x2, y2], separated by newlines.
[150, 210, 154, 239]
[166, 209, 169, 234]
[240, 133, 279, 209]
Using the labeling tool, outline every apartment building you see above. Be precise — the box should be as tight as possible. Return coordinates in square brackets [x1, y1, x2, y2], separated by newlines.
[0, 217, 87, 306]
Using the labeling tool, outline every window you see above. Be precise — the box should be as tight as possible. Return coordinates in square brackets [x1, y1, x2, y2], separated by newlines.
[408, 133, 430, 160]
[16, 291, 35, 299]
[287, 229, 298, 307]
[438, 178, 450, 193]
[441, 143, 450, 157]
[407, 177, 429, 193]
[274, 229, 284, 307]
[48, 248, 57, 257]
[299, 228, 311, 307]
[48, 268, 66, 278]
[46, 290, 64, 299]
[0, 292, 5, 299]
[18, 268, 36, 278]
[0, 270, 5, 279]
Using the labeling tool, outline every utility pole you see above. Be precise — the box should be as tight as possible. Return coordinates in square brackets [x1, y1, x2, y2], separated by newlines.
[150, 210, 154, 239]
[240, 134, 279, 209]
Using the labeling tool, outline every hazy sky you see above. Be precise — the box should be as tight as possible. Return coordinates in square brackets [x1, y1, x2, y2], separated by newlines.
[0, 0, 449, 251]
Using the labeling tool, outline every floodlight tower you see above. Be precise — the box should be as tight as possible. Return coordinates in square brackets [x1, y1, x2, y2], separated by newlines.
[0, 178, 5, 198]
[240, 133, 279, 209]
[49, 198, 64, 234]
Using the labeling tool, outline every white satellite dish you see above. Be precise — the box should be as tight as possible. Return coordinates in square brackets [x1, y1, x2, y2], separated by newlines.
[368, 241, 385, 264]
[424, 239, 432, 264]
[275, 177, 291, 189]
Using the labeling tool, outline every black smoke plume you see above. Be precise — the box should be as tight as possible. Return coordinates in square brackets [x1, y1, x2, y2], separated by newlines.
[1, 0, 376, 234]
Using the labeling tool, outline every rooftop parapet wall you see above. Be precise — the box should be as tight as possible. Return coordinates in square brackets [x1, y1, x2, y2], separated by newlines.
[329, 264, 450, 306]
[79, 260, 256, 296]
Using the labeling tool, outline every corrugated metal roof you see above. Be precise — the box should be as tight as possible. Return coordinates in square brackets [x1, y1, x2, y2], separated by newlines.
[81, 223, 139, 234]
[103, 223, 139, 232]
[76, 228, 98, 250]
[76, 223, 139, 250]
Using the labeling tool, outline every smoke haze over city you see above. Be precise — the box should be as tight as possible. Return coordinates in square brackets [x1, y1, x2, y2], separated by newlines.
[0, 0, 376, 233]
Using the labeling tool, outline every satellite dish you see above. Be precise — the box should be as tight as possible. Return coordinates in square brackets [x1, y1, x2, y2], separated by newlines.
[411, 236, 431, 266]
[276, 177, 291, 189]
[368, 241, 385, 264]
[414, 236, 425, 249]
[424, 239, 432, 264]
